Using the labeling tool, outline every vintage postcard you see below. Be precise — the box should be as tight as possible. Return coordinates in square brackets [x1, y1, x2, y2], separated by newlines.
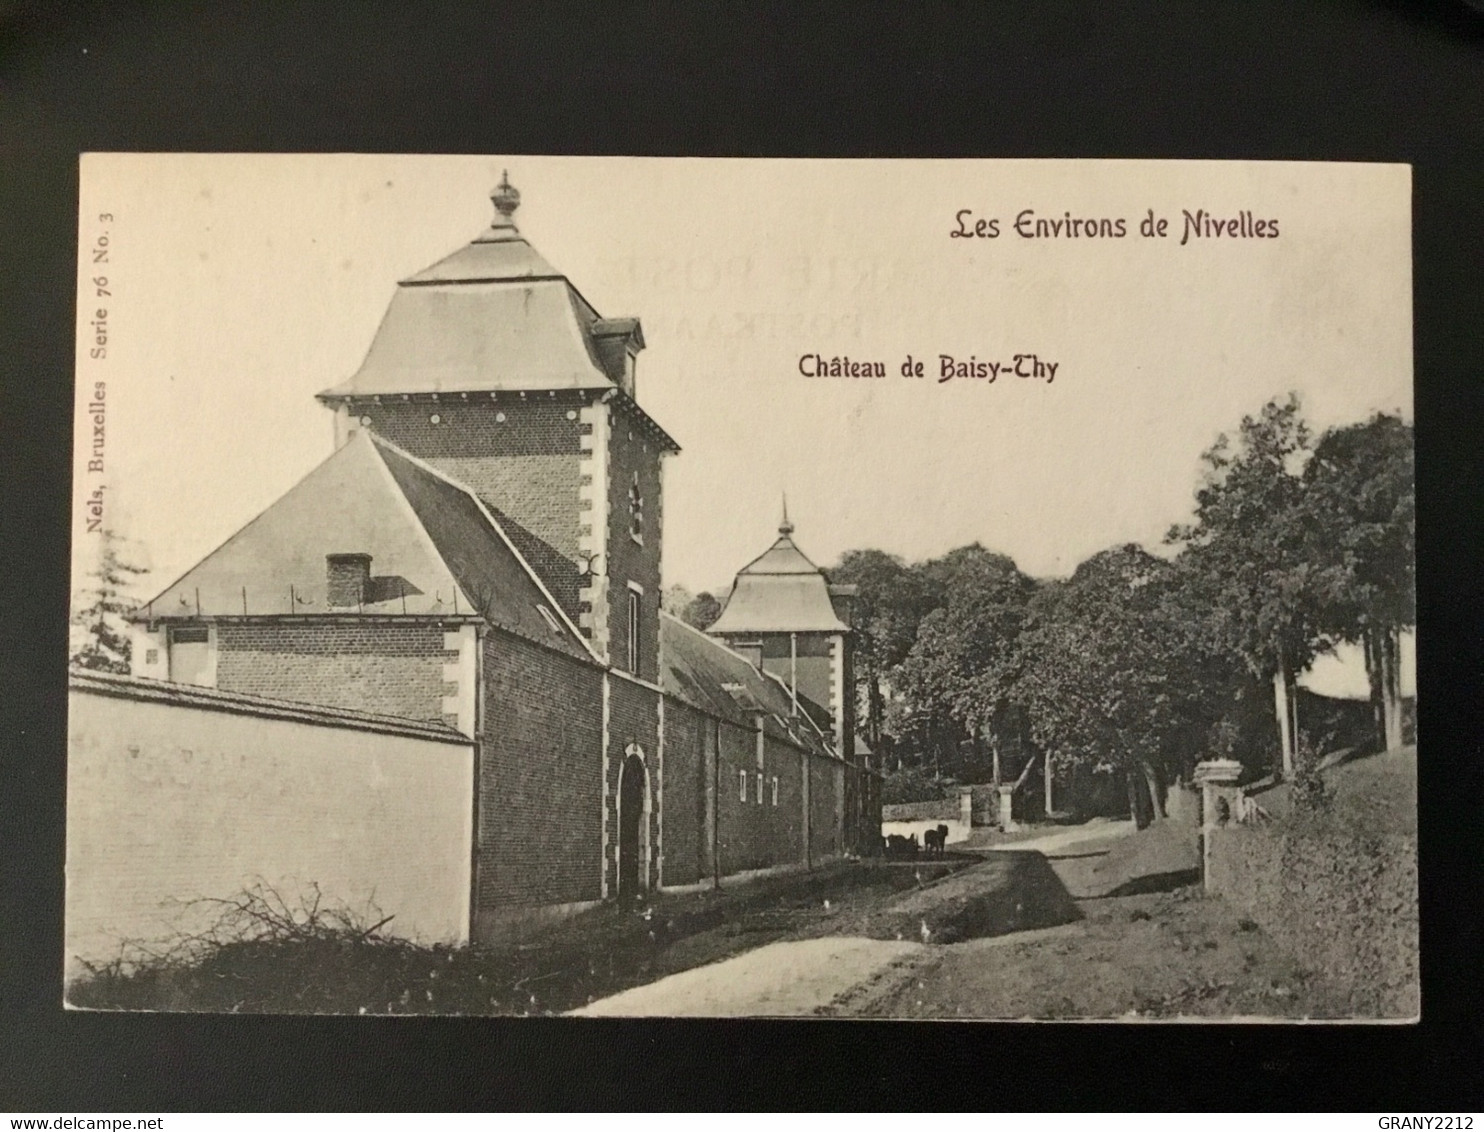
[67, 155, 1416, 1019]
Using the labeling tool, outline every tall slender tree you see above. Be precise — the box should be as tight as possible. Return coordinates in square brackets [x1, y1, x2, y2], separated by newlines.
[828, 548, 941, 755]
[1303, 413, 1415, 750]
[1167, 396, 1325, 779]
[70, 529, 148, 673]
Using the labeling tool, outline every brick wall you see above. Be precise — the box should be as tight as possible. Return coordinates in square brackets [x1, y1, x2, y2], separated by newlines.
[352, 397, 588, 616]
[604, 675, 661, 893]
[641, 694, 848, 888]
[861, 770, 882, 854]
[710, 718, 810, 876]
[882, 798, 961, 822]
[714, 720, 762, 875]
[765, 733, 807, 867]
[811, 757, 844, 862]
[838, 633, 856, 763]
[660, 697, 704, 887]
[605, 400, 664, 683]
[475, 631, 604, 925]
[215, 622, 454, 724]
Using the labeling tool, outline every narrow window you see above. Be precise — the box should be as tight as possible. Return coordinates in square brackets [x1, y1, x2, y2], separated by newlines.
[629, 472, 644, 544]
[771, 776, 779, 807]
[627, 588, 641, 674]
[756, 771, 765, 804]
[739, 768, 748, 802]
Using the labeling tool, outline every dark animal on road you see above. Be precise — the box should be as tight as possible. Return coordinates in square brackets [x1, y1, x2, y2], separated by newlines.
[884, 833, 920, 860]
[923, 824, 950, 858]
[926, 824, 949, 860]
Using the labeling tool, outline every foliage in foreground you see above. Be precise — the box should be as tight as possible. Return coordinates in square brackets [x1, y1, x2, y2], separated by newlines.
[68, 883, 497, 1015]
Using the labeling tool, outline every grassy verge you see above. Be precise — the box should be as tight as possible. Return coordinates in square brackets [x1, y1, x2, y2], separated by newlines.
[864, 881, 1356, 1020]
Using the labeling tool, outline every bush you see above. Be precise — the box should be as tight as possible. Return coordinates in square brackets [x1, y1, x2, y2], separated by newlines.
[881, 764, 955, 805]
[1210, 823, 1417, 1018]
[65, 881, 462, 1014]
[1291, 733, 1332, 816]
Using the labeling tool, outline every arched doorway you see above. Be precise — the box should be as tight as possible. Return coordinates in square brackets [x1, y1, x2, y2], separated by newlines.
[617, 749, 649, 904]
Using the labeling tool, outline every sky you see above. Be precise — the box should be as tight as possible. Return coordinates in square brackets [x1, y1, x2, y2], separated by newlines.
[72, 155, 1412, 615]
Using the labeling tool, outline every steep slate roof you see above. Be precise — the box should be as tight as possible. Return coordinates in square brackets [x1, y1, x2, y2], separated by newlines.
[707, 514, 848, 635]
[134, 431, 592, 662]
[372, 439, 593, 658]
[659, 613, 836, 758]
[318, 178, 652, 406]
[325, 281, 612, 397]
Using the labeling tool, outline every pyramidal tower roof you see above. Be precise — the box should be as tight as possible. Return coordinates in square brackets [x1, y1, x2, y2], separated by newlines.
[318, 173, 665, 433]
[707, 505, 848, 634]
[400, 172, 562, 284]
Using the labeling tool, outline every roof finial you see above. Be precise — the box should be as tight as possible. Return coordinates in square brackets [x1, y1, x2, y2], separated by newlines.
[491, 170, 520, 224]
[779, 493, 794, 537]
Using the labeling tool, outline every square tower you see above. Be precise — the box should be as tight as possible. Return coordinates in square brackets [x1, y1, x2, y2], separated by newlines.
[315, 175, 678, 676]
[707, 507, 857, 763]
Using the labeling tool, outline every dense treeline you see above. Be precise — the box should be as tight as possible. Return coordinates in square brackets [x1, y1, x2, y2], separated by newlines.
[829, 397, 1414, 819]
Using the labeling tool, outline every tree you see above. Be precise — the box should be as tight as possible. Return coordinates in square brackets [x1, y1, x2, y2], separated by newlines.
[663, 584, 724, 631]
[1016, 546, 1236, 826]
[70, 530, 148, 673]
[827, 548, 941, 755]
[1167, 396, 1327, 779]
[662, 584, 696, 616]
[681, 591, 723, 632]
[1303, 413, 1415, 750]
[891, 546, 1036, 785]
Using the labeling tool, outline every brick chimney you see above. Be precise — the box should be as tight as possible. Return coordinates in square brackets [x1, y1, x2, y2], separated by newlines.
[326, 553, 372, 609]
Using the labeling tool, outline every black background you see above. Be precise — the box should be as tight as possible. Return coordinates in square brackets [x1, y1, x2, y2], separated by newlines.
[1, 0, 1481, 1112]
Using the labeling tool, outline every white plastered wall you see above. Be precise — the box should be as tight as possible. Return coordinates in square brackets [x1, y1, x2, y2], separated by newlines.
[65, 689, 474, 982]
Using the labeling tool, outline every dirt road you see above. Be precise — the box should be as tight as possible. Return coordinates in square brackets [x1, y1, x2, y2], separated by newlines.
[576, 818, 1354, 1019]
[570, 936, 921, 1017]
[571, 848, 1083, 1016]
[861, 821, 1356, 1020]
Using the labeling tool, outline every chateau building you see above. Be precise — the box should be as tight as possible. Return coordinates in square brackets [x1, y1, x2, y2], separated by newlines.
[122, 177, 879, 940]
[707, 505, 876, 851]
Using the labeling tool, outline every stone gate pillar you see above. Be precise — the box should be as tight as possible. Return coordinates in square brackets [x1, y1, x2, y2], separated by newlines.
[997, 785, 1017, 832]
[1193, 758, 1243, 891]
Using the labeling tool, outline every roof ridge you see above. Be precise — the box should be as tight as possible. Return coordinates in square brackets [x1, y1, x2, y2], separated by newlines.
[69, 668, 469, 742]
[360, 431, 478, 617]
[398, 273, 572, 289]
[367, 434, 603, 666]
[135, 431, 383, 618]
[734, 534, 824, 576]
[660, 608, 761, 667]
